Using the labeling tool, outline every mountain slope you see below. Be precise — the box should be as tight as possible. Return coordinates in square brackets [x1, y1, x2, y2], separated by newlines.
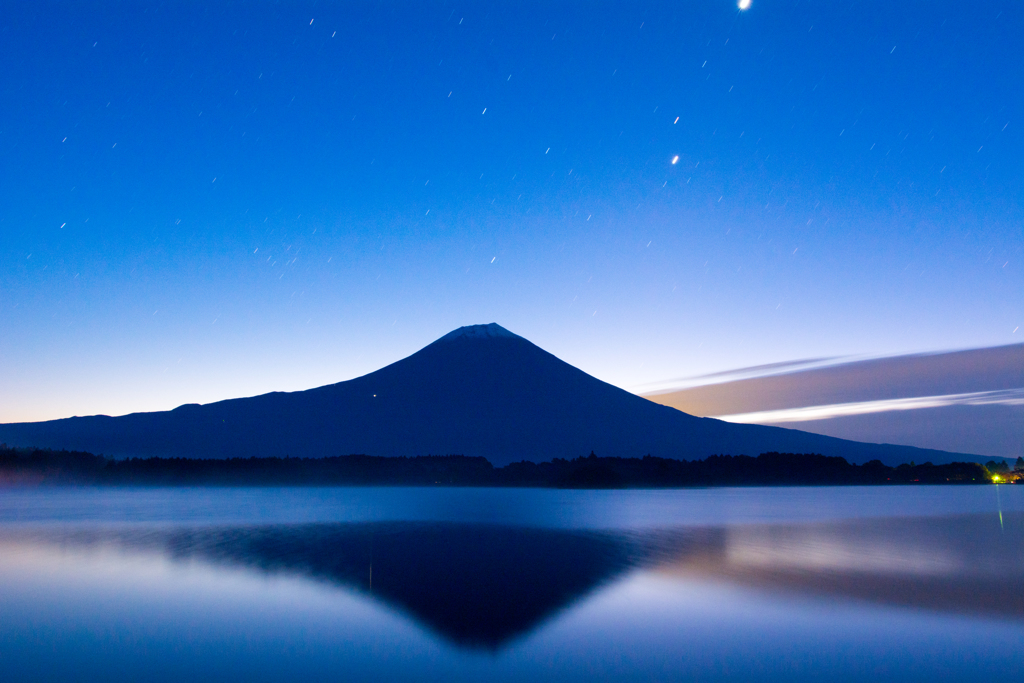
[0, 324, 983, 466]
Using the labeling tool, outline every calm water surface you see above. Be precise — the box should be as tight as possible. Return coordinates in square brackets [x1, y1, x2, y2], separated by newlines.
[1, 485, 1022, 682]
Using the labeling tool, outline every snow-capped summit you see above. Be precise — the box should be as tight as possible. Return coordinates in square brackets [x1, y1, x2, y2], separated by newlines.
[437, 323, 520, 343]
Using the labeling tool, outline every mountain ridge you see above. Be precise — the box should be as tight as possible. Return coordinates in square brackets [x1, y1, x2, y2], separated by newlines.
[0, 324, 984, 466]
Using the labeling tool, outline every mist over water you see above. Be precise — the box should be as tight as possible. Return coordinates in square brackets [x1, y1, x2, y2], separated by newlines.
[1, 486, 1022, 682]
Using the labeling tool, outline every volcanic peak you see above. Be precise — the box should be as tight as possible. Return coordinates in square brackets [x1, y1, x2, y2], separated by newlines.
[436, 323, 521, 343]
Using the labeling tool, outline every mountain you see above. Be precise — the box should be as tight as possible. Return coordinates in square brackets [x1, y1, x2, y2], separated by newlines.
[0, 323, 983, 466]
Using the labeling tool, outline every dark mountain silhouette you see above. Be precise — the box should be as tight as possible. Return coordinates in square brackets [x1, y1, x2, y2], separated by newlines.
[0, 323, 982, 466]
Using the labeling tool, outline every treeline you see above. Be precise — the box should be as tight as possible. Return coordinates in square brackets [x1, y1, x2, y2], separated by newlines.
[0, 445, 995, 487]
[500, 452, 993, 487]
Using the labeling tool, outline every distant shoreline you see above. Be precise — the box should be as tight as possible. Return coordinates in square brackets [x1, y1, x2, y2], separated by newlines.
[0, 446, 1001, 488]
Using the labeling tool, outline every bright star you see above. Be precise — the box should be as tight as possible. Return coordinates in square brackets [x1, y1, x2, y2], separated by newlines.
[738, 0, 751, 9]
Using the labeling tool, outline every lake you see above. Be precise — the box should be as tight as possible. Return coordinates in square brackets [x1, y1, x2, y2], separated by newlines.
[1, 485, 1022, 682]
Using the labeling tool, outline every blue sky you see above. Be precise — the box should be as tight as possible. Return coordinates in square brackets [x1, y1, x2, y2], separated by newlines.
[1, 1, 1021, 422]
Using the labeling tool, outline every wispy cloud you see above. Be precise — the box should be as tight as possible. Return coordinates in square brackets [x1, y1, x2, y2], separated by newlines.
[631, 357, 842, 393]
[644, 342, 1024, 416]
[643, 343, 1024, 459]
[714, 389, 1024, 424]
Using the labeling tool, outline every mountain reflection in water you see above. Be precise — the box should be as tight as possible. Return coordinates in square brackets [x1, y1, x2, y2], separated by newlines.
[20, 523, 638, 649]
[9, 512, 1023, 649]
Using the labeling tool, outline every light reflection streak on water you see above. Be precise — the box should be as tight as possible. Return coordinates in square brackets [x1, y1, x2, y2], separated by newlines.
[996, 484, 1005, 531]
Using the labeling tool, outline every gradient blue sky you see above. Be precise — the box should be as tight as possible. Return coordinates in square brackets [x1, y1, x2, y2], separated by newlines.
[2, 1, 1021, 422]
